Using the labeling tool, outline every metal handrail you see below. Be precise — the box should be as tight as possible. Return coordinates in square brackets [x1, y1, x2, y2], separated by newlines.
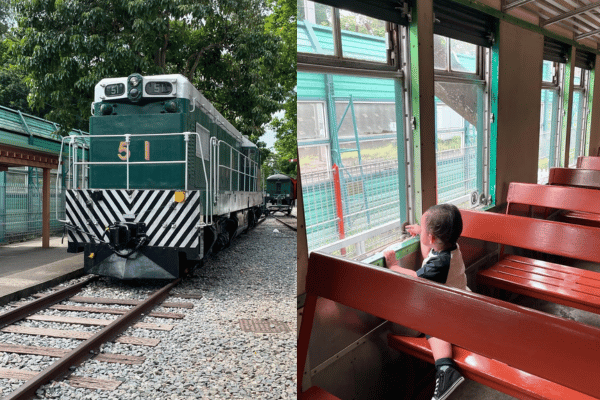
[56, 132, 213, 226]
[56, 132, 259, 228]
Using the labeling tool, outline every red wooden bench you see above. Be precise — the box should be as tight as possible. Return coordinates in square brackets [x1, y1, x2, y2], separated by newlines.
[576, 156, 600, 170]
[298, 251, 600, 399]
[461, 209, 600, 315]
[548, 167, 600, 225]
[548, 167, 600, 189]
[506, 181, 600, 227]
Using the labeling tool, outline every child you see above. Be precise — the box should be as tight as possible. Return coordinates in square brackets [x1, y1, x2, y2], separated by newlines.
[384, 204, 467, 400]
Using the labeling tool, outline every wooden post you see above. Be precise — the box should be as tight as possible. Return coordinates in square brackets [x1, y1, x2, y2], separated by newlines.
[42, 168, 50, 248]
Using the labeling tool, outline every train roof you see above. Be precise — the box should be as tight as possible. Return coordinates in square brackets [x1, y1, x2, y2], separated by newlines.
[94, 74, 243, 142]
[266, 174, 292, 181]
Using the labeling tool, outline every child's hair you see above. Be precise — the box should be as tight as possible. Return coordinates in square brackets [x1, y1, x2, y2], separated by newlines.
[425, 204, 463, 248]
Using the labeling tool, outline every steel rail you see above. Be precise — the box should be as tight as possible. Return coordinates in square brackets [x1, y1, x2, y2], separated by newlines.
[0, 276, 99, 329]
[5, 278, 182, 400]
[275, 217, 298, 232]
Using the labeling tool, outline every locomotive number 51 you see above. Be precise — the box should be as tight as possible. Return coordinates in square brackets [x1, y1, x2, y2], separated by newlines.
[118, 141, 150, 161]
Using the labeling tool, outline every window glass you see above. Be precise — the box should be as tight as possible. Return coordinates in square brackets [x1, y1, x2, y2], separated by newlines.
[573, 67, 582, 86]
[335, 102, 396, 137]
[297, 1, 334, 56]
[569, 90, 585, 167]
[538, 89, 558, 184]
[297, 71, 406, 255]
[434, 35, 448, 70]
[298, 102, 327, 140]
[340, 12, 388, 62]
[542, 60, 554, 83]
[434, 81, 484, 207]
[339, 139, 398, 167]
[298, 144, 331, 174]
[450, 39, 477, 74]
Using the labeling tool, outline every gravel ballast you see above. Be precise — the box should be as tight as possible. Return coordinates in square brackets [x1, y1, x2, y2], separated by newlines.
[0, 216, 297, 399]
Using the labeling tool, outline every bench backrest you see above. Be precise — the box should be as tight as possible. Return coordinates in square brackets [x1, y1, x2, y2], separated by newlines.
[460, 209, 600, 263]
[506, 182, 600, 215]
[298, 251, 600, 398]
[576, 156, 600, 170]
[549, 167, 600, 189]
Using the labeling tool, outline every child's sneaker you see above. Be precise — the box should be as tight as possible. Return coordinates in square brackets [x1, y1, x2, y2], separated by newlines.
[431, 366, 464, 400]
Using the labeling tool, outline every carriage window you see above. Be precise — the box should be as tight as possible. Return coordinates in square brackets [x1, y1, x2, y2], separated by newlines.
[569, 67, 591, 167]
[298, 1, 393, 65]
[538, 89, 559, 184]
[538, 60, 563, 184]
[434, 35, 488, 208]
[434, 35, 478, 74]
[339, 12, 388, 63]
[297, 1, 334, 56]
[297, 71, 407, 255]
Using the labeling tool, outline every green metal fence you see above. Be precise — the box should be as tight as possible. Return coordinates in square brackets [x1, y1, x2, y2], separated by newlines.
[0, 168, 66, 243]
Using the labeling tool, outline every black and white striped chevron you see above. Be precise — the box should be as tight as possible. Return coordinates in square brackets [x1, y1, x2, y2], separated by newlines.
[65, 189, 200, 249]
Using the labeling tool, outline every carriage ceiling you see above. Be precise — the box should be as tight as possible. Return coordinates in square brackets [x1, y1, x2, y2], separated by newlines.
[504, 0, 600, 49]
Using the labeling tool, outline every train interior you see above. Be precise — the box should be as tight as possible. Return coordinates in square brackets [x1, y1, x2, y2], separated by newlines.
[297, 0, 600, 399]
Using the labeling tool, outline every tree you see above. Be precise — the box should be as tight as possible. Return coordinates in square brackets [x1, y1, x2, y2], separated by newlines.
[0, 0, 13, 37]
[265, 0, 297, 178]
[10, 0, 288, 137]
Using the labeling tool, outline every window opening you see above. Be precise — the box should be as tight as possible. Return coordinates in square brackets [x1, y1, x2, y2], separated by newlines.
[433, 35, 489, 208]
[538, 59, 562, 184]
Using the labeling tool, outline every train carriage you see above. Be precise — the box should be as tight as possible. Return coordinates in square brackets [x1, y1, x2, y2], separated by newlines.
[61, 73, 263, 279]
[264, 173, 297, 215]
[297, 0, 600, 399]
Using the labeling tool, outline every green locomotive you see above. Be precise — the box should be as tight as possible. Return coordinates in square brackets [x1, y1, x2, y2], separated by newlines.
[63, 73, 262, 279]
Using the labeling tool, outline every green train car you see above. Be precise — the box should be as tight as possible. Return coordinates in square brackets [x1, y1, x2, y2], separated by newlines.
[264, 174, 296, 215]
[63, 73, 263, 279]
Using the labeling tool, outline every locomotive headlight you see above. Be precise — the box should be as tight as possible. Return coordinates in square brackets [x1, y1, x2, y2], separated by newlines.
[100, 104, 113, 115]
[165, 100, 178, 113]
[127, 73, 143, 102]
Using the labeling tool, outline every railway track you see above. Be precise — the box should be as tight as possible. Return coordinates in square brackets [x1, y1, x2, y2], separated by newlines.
[274, 216, 297, 231]
[0, 276, 193, 398]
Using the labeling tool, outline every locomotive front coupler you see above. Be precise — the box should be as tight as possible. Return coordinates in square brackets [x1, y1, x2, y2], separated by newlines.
[106, 221, 148, 258]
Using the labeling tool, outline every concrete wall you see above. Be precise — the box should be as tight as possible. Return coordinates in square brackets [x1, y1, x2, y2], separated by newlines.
[495, 20, 544, 203]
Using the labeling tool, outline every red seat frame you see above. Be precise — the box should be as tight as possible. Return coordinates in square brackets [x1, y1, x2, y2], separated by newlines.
[298, 251, 600, 398]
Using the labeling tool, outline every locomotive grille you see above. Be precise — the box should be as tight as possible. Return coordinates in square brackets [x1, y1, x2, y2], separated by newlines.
[66, 189, 201, 249]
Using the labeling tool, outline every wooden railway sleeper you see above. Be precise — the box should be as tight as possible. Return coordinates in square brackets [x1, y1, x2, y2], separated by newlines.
[4, 278, 182, 400]
[0, 276, 99, 329]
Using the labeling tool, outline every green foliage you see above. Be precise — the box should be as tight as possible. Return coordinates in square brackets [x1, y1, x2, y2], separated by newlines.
[10, 0, 290, 138]
[265, 0, 296, 178]
[340, 14, 386, 37]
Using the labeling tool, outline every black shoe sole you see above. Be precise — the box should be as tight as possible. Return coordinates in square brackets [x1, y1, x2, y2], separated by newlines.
[434, 376, 465, 400]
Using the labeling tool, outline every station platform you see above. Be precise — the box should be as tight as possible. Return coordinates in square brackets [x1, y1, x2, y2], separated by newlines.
[0, 236, 84, 306]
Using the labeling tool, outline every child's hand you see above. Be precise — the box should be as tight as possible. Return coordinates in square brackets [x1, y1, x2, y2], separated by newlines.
[405, 224, 421, 236]
[383, 249, 397, 268]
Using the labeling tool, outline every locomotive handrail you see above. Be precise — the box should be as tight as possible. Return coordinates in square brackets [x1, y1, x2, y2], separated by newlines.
[56, 131, 214, 227]
[56, 131, 258, 227]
